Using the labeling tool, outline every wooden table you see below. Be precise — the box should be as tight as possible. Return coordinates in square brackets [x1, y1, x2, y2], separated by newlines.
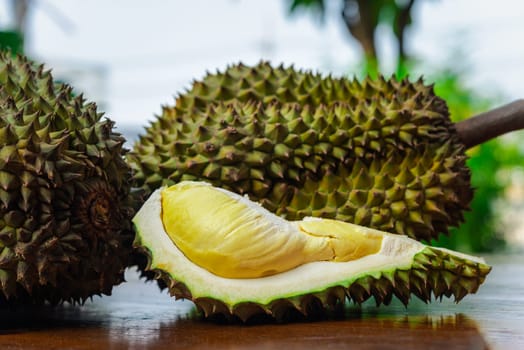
[1, 253, 523, 349]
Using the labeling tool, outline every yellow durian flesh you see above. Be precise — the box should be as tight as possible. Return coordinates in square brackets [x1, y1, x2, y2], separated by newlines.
[161, 182, 382, 279]
[298, 219, 384, 262]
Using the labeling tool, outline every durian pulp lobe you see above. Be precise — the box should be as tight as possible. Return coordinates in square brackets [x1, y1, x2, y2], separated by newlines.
[161, 182, 382, 279]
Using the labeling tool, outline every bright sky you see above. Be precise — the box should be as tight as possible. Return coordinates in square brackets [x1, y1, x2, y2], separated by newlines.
[0, 0, 523, 141]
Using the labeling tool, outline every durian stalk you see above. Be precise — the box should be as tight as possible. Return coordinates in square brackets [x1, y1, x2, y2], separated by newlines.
[456, 99, 524, 149]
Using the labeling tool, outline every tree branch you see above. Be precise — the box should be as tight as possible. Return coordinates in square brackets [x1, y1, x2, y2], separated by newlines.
[394, 0, 416, 61]
[455, 99, 524, 149]
[341, 0, 379, 60]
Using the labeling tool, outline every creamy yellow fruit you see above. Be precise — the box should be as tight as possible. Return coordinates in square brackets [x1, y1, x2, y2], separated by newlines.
[161, 182, 382, 278]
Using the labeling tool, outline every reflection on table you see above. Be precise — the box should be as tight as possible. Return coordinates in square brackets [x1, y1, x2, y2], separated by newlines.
[1, 253, 523, 350]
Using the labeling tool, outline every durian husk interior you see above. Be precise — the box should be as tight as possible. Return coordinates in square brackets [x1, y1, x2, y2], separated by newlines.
[129, 62, 472, 241]
[133, 182, 490, 322]
[0, 54, 134, 304]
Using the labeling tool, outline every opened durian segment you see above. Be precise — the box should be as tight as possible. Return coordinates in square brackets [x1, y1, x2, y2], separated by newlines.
[161, 182, 383, 278]
[135, 181, 452, 305]
[134, 181, 491, 318]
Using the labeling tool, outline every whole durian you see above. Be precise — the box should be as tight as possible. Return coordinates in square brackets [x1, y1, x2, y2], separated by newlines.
[129, 62, 470, 241]
[133, 181, 491, 322]
[0, 53, 134, 304]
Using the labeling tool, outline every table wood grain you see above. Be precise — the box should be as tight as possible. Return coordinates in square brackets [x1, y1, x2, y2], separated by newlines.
[1, 253, 523, 350]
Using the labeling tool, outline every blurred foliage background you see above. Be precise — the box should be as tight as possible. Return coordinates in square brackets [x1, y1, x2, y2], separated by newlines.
[287, 0, 523, 252]
[0, 0, 522, 253]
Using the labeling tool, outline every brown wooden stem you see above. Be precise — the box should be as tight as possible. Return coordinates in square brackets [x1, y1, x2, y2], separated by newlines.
[455, 99, 524, 149]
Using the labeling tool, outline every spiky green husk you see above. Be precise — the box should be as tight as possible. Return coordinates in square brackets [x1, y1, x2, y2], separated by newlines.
[177, 61, 449, 111]
[0, 53, 134, 304]
[136, 239, 490, 322]
[129, 63, 471, 240]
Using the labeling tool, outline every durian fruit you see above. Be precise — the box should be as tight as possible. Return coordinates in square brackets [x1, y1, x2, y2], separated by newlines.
[129, 62, 470, 240]
[133, 181, 491, 322]
[0, 53, 134, 304]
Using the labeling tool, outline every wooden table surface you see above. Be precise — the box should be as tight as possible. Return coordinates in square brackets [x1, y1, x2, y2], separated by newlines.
[1, 253, 523, 350]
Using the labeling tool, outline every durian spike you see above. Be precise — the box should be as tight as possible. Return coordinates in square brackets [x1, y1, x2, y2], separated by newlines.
[456, 99, 524, 149]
